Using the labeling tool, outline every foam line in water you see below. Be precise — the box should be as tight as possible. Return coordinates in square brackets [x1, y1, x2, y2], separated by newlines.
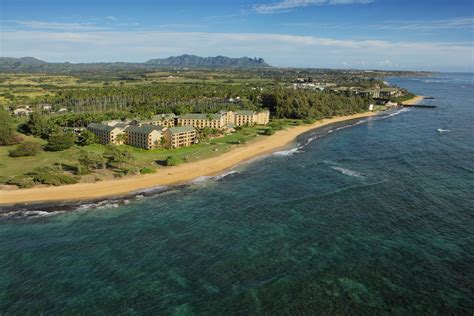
[330, 166, 366, 179]
[273, 147, 301, 156]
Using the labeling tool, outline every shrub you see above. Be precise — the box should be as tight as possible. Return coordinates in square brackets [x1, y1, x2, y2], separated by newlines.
[78, 150, 106, 171]
[45, 132, 77, 151]
[6, 176, 35, 188]
[269, 122, 284, 131]
[113, 166, 138, 177]
[74, 164, 90, 175]
[164, 155, 183, 166]
[9, 141, 42, 157]
[263, 127, 275, 135]
[28, 167, 78, 186]
[0, 108, 17, 145]
[77, 129, 98, 146]
[140, 167, 156, 174]
[303, 118, 316, 124]
[103, 145, 134, 166]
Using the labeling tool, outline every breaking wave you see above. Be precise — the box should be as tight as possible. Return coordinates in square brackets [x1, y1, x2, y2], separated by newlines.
[330, 166, 367, 179]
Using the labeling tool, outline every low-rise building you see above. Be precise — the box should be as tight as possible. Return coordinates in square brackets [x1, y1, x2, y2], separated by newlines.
[163, 126, 197, 149]
[146, 113, 176, 128]
[177, 113, 226, 130]
[87, 123, 125, 145]
[256, 110, 270, 125]
[379, 87, 402, 99]
[101, 119, 132, 127]
[219, 110, 235, 125]
[41, 104, 52, 111]
[13, 107, 33, 116]
[234, 110, 257, 126]
[125, 125, 164, 149]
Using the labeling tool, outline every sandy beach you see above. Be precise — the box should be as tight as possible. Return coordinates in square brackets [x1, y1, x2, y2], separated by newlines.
[402, 95, 424, 105]
[0, 111, 383, 206]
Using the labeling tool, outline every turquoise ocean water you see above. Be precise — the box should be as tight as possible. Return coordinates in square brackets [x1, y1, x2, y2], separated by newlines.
[0, 73, 473, 314]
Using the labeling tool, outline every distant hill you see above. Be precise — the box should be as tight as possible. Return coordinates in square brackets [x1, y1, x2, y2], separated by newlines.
[145, 54, 269, 68]
[0, 55, 271, 73]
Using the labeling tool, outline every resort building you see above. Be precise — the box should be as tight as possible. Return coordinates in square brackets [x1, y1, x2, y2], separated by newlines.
[379, 88, 402, 99]
[86, 108, 269, 149]
[163, 126, 197, 149]
[125, 125, 164, 149]
[101, 119, 132, 127]
[233, 110, 270, 126]
[219, 110, 235, 125]
[87, 123, 125, 145]
[177, 113, 227, 130]
[256, 110, 270, 125]
[146, 113, 177, 128]
[234, 110, 256, 126]
[12, 107, 33, 116]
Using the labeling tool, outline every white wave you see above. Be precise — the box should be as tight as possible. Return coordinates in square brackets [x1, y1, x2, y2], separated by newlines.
[330, 166, 366, 179]
[215, 170, 239, 179]
[378, 107, 411, 119]
[191, 176, 213, 185]
[134, 185, 169, 194]
[423, 79, 449, 83]
[273, 147, 300, 156]
[437, 128, 451, 133]
[192, 170, 239, 184]
[0, 210, 64, 218]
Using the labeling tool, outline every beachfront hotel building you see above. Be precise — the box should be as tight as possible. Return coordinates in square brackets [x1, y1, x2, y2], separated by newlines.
[86, 108, 269, 149]
[163, 126, 197, 149]
[177, 113, 227, 130]
[176, 110, 270, 129]
[143, 113, 177, 128]
[124, 125, 164, 149]
[233, 110, 270, 126]
[256, 110, 270, 125]
[87, 123, 126, 145]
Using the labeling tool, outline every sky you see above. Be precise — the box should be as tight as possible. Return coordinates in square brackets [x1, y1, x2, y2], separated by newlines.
[1, 0, 473, 71]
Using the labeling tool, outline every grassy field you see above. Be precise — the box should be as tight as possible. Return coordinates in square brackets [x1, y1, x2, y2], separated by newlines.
[0, 124, 287, 185]
[0, 69, 302, 187]
[0, 70, 273, 108]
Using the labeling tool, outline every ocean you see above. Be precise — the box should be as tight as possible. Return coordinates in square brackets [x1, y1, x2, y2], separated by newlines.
[0, 73, 473, 314]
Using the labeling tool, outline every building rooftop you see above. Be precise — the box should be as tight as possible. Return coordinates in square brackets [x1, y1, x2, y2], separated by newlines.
[179, 113, 221, 120]
[87, 123, 118, 132]
[235, 110, 256, 116]
[125, 124, 163, 134]
[151, 113, 176, 120]
[167, 126, 196, 134]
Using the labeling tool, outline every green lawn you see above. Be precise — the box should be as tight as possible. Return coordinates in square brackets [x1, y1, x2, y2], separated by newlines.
[0, 125, 276, 183]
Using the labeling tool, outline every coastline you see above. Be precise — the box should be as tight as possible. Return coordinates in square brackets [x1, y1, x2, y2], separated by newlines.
[0, 111, 382, 206]
[402, 95, 424, 105]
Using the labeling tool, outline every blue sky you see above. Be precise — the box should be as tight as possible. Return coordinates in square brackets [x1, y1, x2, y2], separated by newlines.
[1, 0, 473, 71]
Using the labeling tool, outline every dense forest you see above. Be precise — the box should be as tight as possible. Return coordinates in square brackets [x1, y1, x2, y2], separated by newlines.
[29, 84, 370, 124]
[261, 88, 369, 119]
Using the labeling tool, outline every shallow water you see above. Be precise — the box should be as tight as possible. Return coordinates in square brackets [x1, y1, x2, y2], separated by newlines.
[0, 73, 473, 314]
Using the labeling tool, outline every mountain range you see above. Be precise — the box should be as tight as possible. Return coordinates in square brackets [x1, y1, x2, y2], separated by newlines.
[0, 55, 270, 72]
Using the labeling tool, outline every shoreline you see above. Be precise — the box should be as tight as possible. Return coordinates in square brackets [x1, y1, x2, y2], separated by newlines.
[0, 111, 382, 206]
[402, 95, 424, 105]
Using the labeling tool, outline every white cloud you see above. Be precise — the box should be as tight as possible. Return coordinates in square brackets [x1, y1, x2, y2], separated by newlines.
[253, 0, 373, 14]
[1, 30, 472, 71]
[373, 17, 474, 31]
[158, 24, 203, 29]
[14, 20, 112, 31]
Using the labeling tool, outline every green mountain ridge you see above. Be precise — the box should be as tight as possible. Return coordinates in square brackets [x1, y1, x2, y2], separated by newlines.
[0, 55, 271, 72]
